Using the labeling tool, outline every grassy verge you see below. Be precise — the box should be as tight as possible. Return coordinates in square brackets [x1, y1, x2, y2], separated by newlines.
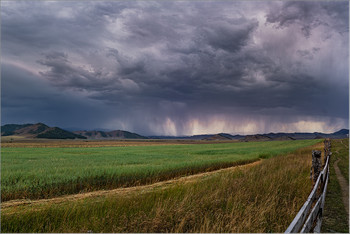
[322, 138, 349, 233]
[1, 140, 320, 201]
[334, 139, 349, 183]
[1, 141, 322, 233]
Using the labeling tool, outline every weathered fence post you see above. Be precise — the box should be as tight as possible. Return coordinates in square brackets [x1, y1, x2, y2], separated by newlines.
[286, 141, 331, 233]
[311, 150, 322, 184]
[324, 139, 328, 165]
[324, 139, 331, 165]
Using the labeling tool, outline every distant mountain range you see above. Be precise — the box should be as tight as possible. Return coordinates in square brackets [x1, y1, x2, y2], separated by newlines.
[148, 129, 349, 141]
[1, 123, 86, 139]
[1, 123, 348, 141]
[73, 130, 147, 139]
[1, 123, 147, 140]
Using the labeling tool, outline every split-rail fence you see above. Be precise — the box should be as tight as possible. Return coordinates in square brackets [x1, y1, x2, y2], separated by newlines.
[285, 139, 332, 233]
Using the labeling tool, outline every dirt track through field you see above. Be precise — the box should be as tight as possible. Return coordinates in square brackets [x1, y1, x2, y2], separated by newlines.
[333, 158, 349, 216]
[2, 160, 261, 211]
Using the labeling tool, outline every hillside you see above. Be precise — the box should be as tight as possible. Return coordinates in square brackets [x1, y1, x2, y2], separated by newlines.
[203, 133, 233, 141]
[273, 136, 295, 141]
[149, 129, 349, 141]
[2, 123, 348, 141]
[241, 134, 272, 142]
[1, 123, 86, 139]
[36, 127, 87, 139]
[1, 124, 33, 136]
[73, 130, 148, 139]
[148, 133, 244, 140]
[240, 130, 349, 142]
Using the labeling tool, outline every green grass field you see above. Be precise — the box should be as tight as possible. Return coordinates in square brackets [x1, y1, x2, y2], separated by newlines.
[1, 139, 320, 201]
[322, 138, 349, 233]
[1, 140, 323, 233]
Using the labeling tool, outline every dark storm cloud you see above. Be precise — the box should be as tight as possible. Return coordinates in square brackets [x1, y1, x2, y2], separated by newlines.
[37, 51, 114, 91]
[1, 63, 113, 129]
[266, 1, 349, 37]
[1, 1, 348, 135]
[1, 1, 124, 51]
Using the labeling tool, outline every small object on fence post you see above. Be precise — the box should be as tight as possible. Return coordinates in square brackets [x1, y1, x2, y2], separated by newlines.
[312, 150, 322, 184]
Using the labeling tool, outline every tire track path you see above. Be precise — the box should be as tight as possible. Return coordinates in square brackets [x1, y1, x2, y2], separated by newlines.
[2, 160, 261, 211]
[333, 158, 349, 216]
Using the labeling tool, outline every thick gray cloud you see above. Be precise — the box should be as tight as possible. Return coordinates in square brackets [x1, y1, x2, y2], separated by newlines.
[266, 1, 349, 37]
[1, 63, 112, 129]
[1, 1, 348, 135]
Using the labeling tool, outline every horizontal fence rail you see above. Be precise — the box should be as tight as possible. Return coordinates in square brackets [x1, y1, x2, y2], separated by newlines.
[285, 139, 331, 233]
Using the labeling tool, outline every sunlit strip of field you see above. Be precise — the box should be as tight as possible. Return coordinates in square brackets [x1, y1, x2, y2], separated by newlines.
[1, 141, 323, 233]
[1, 139, 320, 202]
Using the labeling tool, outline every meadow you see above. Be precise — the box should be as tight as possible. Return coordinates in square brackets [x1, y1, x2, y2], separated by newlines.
[322, 138, 349, 233]
[1, 139, 324, 232]
[0, 137, 192, 148]
[1, 139, 320, 201]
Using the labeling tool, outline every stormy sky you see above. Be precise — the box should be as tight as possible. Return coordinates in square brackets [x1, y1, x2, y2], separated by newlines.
[1, 1, 349, 136]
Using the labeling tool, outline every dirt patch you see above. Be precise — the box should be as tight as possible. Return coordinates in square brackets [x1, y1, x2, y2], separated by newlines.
[1, 160, 261, 210]
[333, 158, 349, 216]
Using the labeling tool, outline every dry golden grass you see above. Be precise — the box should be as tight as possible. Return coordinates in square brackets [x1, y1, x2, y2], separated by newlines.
[1, 160, 261, 210]
[1, 142, 323, 233]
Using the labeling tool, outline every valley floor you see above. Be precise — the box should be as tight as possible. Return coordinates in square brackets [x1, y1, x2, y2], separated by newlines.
[1, 141, 326, 232]
[2, 160, 261, 211]
[2, 140, 317, 201]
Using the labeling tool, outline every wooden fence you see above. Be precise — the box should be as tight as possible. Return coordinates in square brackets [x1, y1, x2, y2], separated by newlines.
[285, 139, 332, 233]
